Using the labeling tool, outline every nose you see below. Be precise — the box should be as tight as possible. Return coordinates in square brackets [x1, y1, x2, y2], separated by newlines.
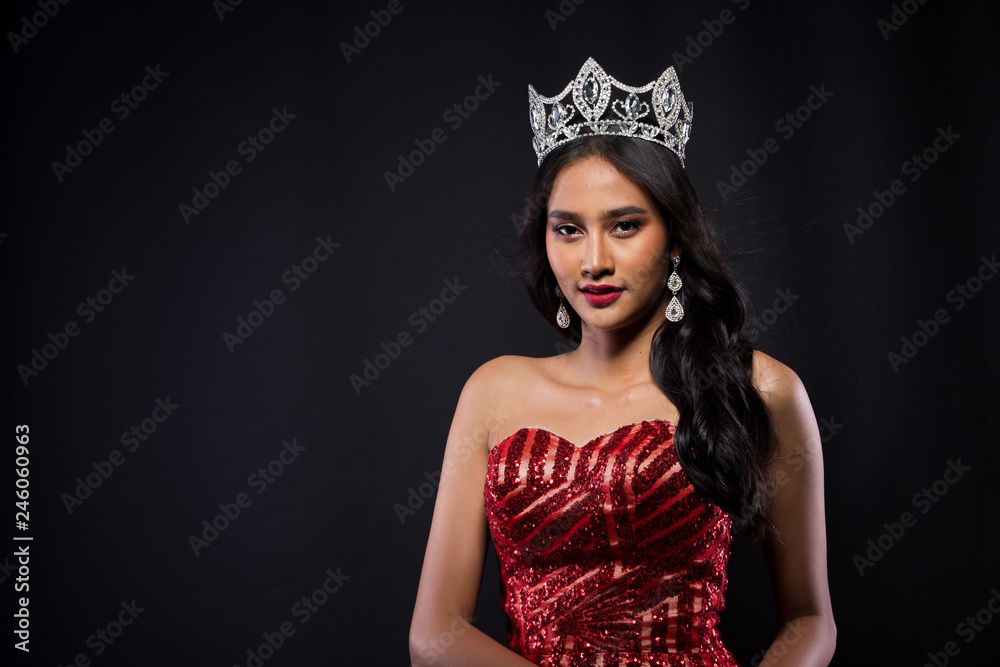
[581, 234, 613, 278]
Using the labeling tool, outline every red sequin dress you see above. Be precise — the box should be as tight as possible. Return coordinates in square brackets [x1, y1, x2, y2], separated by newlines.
[484, 419, 738, 667]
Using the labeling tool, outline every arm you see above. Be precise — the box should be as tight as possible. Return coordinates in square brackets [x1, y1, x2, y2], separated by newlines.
[753, 351, 837, 666]
[409, 359, 537, 666]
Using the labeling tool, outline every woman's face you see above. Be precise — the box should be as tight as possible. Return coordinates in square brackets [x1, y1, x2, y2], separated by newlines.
[545, 154, 675, 333]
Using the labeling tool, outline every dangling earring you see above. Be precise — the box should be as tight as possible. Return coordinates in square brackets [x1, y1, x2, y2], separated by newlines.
[665, 256, 684, 322]
[554, 285, 570, 329]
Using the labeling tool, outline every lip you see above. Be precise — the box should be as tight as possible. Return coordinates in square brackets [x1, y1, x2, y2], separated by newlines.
[580, 284, 624, 305]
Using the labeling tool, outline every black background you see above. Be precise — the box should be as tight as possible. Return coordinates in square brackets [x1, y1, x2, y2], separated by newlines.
[2, 0, 998, 665]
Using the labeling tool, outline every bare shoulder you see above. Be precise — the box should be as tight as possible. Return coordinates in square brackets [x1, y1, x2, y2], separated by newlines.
[462, 355, 544, 401]
[751, 350, 821, 456]
[751, 349, 802, 395]
[455, 355, 549, 438]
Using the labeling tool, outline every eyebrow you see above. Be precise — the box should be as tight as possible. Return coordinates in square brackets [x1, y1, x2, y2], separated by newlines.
[548, 205, 649, 221]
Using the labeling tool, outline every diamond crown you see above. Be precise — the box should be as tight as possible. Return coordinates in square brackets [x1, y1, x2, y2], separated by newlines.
[528, 57, 693, 166]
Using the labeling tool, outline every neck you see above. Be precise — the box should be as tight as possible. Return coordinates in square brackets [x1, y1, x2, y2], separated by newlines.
[564, 310, 666, 391]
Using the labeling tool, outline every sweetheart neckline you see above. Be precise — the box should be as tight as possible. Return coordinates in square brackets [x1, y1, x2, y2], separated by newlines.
[489, 418, 675, 458]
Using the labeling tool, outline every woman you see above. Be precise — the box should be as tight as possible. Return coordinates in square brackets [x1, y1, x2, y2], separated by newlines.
[410, 58, 835, 666]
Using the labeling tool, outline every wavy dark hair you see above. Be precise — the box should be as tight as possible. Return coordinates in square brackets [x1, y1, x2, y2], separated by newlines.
[515, 135, 776, 539]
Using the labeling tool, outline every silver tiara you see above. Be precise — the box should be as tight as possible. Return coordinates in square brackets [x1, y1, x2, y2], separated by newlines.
[528, 57, 693, 166]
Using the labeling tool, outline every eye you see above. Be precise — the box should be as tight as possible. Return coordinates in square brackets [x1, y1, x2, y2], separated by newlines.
[552, 224, 581, 237]
[613, 219, 641, 235]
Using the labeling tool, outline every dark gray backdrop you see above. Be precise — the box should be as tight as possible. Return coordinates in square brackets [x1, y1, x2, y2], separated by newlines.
[3, 0, 998, 665]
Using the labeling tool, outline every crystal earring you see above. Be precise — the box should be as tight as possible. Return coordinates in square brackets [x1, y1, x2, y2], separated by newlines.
[554, 285, 570, 329]
[665, 256, 684, 322]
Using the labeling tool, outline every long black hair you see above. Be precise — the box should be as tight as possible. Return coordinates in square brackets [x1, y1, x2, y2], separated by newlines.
[515, 135, 775, 539]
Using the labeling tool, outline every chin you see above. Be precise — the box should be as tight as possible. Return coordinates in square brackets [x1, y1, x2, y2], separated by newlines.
[579, 312, 648, 332]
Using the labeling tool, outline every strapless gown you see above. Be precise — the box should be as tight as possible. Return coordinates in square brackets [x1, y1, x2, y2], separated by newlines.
[484, 419, 738, 667]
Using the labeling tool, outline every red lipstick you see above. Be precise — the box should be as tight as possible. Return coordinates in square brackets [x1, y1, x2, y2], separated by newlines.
[581, 284, 624, 305]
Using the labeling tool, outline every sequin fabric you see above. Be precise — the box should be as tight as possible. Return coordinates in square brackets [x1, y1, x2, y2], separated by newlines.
[484, 419, 737, 667]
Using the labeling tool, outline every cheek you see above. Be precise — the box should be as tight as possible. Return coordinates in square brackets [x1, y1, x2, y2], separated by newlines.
[546, 238, 570, 276]
[626, 246, 671, 287]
